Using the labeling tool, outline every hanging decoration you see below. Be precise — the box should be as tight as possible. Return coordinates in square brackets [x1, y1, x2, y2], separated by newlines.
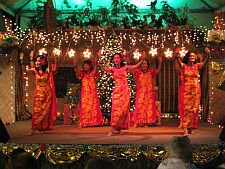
[133, 49, 142, 60]
[83, 49, 92, 59]
[68, 49, 76, 58]
[149, 47, 158, 57]
[21, 29, 204, 57]
[53, 48, 61, 56]
[164, 48, 173, 58]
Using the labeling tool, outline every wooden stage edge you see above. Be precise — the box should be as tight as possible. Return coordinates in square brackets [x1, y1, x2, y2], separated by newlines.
[4, 119, 222, 145]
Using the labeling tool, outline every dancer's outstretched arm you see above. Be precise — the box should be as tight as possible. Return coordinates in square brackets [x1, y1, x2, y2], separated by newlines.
[197, 47, 210, 69]
[155, 56, 163, 75]
[127, 52, 146, 70]
[26, 51, 36, 72]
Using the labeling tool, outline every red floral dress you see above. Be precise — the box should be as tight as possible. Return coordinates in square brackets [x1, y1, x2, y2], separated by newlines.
[77, 70, 103, 127]
[132, 68, 158, 126]
[32, 71, 56, 131]
[179, 64, 200, 129]
[111, 66, 130, 131]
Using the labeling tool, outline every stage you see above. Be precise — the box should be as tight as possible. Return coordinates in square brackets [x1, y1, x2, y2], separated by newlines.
[5, 119, 222, 144]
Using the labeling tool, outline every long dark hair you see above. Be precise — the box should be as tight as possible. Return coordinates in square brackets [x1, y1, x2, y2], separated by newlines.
[82, 60, 93, 72]
[34, 55, 48, 72]
[113, 53, 125, 67]
[182, 51, 197, 65]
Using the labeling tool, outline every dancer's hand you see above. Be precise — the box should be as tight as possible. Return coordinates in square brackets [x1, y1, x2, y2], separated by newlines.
[158, 56, 163, 63]
[73, 58, 78, 69]
[30, 51, 34, 60]
[141, 51, 146, 60]
[204, 47, 210, 54]
[174, 48, 181, 60]
[174, 47, 181, 54]
[204, 47, 211, 60]
[97, 49, 102, 57]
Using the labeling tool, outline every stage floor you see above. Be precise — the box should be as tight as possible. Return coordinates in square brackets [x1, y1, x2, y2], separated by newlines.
[5, 119, 222, 144]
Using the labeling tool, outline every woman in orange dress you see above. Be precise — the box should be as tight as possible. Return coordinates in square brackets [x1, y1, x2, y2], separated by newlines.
[132, 57, 162, 127]
[175, 48, 210, 136]
[174, 48, 185, 129]
[74, 60, 103, 127]
[103, 53, 144, 136]
[28, 51, 57, 135]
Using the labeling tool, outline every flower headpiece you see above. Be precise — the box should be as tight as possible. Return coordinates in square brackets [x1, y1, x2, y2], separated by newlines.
[37, 54, 48, 65]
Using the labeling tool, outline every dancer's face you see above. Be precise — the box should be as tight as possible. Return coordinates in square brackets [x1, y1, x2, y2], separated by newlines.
[113, 54, 121, 66]
[189, 53, 196, 62]
[141, 60, 148, 71]
[35, 55, 47, 68]
[35, 57, 41, 68]
[83, 63, 91, 71]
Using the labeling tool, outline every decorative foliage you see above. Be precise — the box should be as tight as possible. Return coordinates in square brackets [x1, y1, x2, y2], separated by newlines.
[0, 143, 224, 167]
[87, 144, 141, 161]
[28, 0, 193, 30]
[161, 1, 180, 27]
[63, 0, 71, 8]
[0, 33, 19, 55]
[44, 145, 86, 164]
[192, 144, 221, 164]
[27, 5, 45, 29]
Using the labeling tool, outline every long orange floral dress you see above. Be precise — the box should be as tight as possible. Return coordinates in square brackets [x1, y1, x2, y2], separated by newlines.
[179, 64, 200, 129]
[132, 68, 158, 126]
[32, 71, 56, 131]
[178, 71, 184, 125]
[77, 70, 103, 127]
[111, 66, 130, 131]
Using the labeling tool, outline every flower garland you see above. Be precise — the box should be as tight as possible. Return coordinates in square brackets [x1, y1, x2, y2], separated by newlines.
[0, 143, 223, 165]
